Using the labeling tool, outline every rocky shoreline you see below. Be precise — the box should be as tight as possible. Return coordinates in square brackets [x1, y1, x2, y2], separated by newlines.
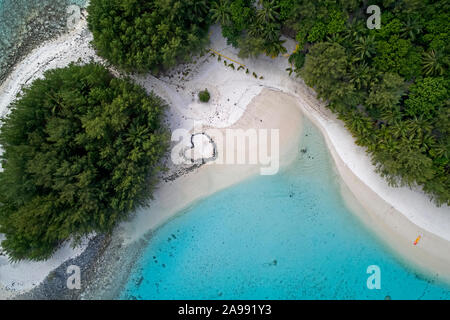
[14, 161, 205, 300]
[0, 0, 85, 85]
[17, 234, 110, 300]
[3, 9, 448, 299]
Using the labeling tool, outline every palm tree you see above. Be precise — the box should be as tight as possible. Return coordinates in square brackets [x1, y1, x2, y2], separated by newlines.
[248, 22, 264, 38]
[261, 22, 280, 42]
[345, 18, 365, 42]
[353, 35, 375, 61]
[326, 33, 349, 46]
[193, 0, 209, 17]
[264, 38, 287, 58]
[420, 132, 436, 153]
[210, 0, 231, 25]
[377, 132, 398, 155]
[401, 17, 422, 41]
[380, 107, 402, 125]
[390, 120, 410, 139]
[422, 50, 446, 76]
[347, 110, 371, 136]
[407, 116, 433, 137]
[256, 0, 280, 25]
[430, 141, 447, 158]
[184, 0, 209, 23]
[349, 62, 372, 90]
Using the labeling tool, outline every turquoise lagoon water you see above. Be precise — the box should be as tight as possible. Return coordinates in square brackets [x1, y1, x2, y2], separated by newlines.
[121, 120, 450, 300]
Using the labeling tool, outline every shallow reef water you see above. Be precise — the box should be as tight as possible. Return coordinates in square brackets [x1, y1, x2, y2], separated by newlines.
[120, 119, 450, 300]
[0, 0, 87, 82]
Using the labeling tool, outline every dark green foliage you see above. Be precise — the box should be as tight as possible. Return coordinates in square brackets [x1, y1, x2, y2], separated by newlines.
[294, 1, 449, 205]
[86, 0, 448, 204]
[373, 36, 422, 79]
[301, 42, 355, 104]
[198, 89, 211, 102]
[87, 0, 212, 73]
[0, 64, 169, 260]
[212, 0, 449, 205]
[214, 0, 287, 58]
[404, 77, 448, 119]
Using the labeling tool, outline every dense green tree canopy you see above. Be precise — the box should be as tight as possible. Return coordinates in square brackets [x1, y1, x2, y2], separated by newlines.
[300, 42, 355, 104]
[291, 0, 449, 205]
[0, 64, 169, 260]
[87, 0, 212, 73]
[214, 0, 449, 205]
[1, 0, 448, 262]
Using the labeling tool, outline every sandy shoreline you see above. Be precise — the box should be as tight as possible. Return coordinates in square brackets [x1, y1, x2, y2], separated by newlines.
[291, 94, 450, 285]
[117, 87, 450, 286]
[83, 88, 450, 299]
[0, 20, 449, 298]
[0, 15, 99, 299]
[119, 89, 304, 244]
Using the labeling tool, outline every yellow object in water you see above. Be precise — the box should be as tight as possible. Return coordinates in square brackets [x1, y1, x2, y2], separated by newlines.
[413, 235, 421, 245]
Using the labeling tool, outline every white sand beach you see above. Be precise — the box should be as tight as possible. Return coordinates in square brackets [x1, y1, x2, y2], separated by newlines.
[0, 17, 449, 298]
[119, 89, 304, 244]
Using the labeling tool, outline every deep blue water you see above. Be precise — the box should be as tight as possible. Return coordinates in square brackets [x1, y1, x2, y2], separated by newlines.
[120, 119, 450, 300]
